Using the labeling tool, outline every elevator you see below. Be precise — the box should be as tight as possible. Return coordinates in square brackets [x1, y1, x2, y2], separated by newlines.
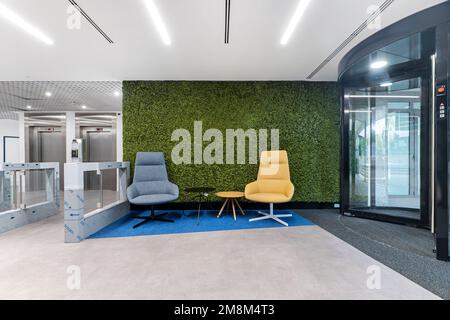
[25, 114, 66, 190]
[76, 114, 117, 191]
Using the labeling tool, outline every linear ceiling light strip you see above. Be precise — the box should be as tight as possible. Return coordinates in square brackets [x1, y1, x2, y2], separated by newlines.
[225, 0, 231, 43]
[306, 0, 394, 79]
[143, 0, 171, 45]
[0, 2, 54, 45]
[68, 0, 114, 44]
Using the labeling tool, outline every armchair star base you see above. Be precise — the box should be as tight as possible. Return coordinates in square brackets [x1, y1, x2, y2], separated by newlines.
[131, 206, 174, 229]
[249, 203, 292, 227]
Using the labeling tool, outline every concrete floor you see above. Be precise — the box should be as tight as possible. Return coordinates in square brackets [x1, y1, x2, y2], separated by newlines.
[0, 209, 440, 300]
[300, 209, 450, 299]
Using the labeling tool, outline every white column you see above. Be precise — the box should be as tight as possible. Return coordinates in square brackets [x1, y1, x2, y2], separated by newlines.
[116, 112, 123, 162]
[18, 112, 25, 162]
[66, 112, 76, 163]
[116, 112, 123, 192]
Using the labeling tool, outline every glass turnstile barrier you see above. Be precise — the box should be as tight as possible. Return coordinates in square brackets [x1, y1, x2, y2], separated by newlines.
[64, 162, 129, 243]
[0, 163, 60, 234]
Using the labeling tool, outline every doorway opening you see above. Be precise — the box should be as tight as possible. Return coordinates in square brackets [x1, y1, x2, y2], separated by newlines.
[345, 76, 428, 224]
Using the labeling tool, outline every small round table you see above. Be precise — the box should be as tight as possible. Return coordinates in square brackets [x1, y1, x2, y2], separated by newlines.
[216, 192, 245, 221]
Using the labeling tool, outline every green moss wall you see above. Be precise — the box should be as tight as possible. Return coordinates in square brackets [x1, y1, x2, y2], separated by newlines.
[123, 81, 340, 203]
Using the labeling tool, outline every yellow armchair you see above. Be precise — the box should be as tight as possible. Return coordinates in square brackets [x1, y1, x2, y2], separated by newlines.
[245, 150, 295, 226]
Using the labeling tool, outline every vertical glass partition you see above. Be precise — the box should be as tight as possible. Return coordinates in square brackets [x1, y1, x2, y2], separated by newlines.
[83, 170, 103, 212]
[0, 171, 12, 212]
[82, 168, 121, 214]
[23, 169, 54, 207]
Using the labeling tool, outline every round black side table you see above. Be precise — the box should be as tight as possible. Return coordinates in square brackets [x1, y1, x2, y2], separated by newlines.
[184, 187, 216, 224]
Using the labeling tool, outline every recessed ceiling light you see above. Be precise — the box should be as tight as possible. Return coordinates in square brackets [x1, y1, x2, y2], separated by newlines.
[380, 82, 393, 87]
[45, 91, 52, 97]
[370, 60, 388, 69]
[81, 105, 87, 109]
[0, 2, 54, 45]
[26, 105, 32, 109]
[114, 91, 121, 97]
[280, 0, 312, 46]
[143, 0, 171, 46]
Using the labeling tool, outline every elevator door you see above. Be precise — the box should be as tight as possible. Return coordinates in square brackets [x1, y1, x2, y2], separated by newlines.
[30, 128, 65, 190]
[83, 128, 116, 191]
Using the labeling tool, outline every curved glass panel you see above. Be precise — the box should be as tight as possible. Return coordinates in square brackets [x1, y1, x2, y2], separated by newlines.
[343, 32, 423, 80]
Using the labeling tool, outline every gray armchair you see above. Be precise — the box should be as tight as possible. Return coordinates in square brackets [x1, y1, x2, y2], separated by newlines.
[127, 152, 179, 228]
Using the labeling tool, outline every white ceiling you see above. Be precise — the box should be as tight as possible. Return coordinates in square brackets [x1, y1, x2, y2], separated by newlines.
[0, 81, 122, 119]
[0, 0, 445, 82]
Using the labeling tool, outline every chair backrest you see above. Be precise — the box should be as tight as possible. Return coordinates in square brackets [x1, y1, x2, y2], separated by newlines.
[133, 152, 169, 183]
[257, 150, 290, 181]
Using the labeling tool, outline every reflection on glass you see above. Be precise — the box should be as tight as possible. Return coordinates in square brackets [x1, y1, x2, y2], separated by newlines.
[0, 172, 13, 212]
[101, 168, 121, 208]
[23, 169, 53, 207]
[349, 100, 371, 208]
[83, 169, 121, 213]
[1, 168, 57, 211]
[344, 32, 423, 79]
[84, 171, 103, 213]
[347, 78, 422, 219]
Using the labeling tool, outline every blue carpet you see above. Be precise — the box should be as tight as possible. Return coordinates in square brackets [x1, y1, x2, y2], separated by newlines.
[90, 209, 314, 239]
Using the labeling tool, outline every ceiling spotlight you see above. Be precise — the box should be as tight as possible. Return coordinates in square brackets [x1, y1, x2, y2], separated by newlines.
[370, 60, 388, 69]
[280, 0, 312, 45]
[26, 105, 32, 109]
[45, 91, 52, 97]
[380, 82, 393, 87]
[143, 0, 171, 46]
[81, 105, 87, 109]
[114, 91, 121, 97]
[0, 2, 54, 45]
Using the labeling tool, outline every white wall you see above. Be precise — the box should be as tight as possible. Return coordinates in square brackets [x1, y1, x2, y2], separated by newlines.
[0, 119, 20, 163]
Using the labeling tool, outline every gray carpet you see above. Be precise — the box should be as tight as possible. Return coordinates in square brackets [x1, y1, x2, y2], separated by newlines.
[297, 209, 450, 300]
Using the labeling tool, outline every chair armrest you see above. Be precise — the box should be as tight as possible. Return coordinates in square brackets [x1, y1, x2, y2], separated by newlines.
[166, 182, 179, 197]
[127, 184, 139, 201]
[285, 182, 295, 200]
[245, 181, 259, 197]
